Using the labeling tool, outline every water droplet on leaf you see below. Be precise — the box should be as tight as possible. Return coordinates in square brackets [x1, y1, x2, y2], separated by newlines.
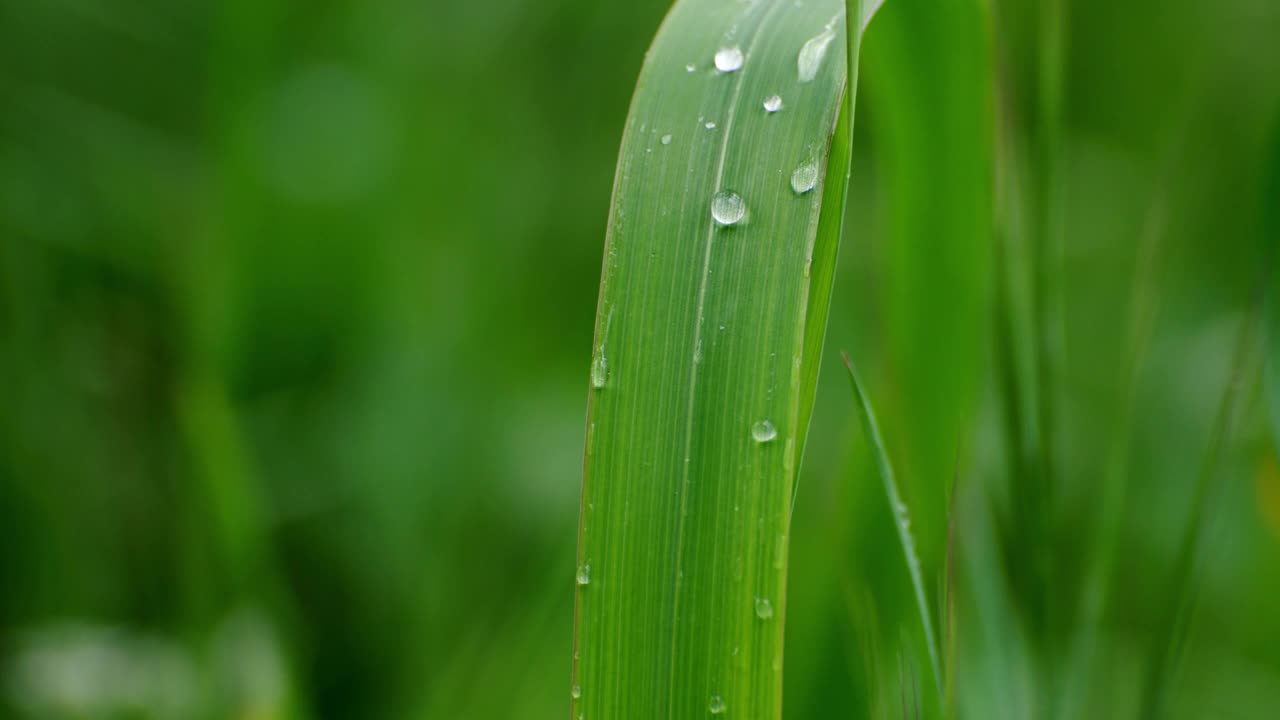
[798, 27, 837, 82]
[591, 353, 608, 389]
[763, 95, 783, 113]
[752, 419, 777, 443]
[710, 191, 746, 226]
[577, 563, 591, 586]
[755, 596, 774, 620]
[714, 46, 744, 72]
[709, 695, 727, 714]
[790, 161, 819, 194]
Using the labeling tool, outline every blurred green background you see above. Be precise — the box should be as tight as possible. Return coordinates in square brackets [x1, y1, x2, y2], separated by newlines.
[1, 0, 1278, 717]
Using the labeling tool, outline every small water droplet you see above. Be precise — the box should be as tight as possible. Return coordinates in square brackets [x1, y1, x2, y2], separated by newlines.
[591, 353, 608, 388]
[686, 63, 697, 73]
[709, 695, 727, 714]
[577, 563, 591, 586]
[763, 95, 783, 113]
[798, 26, 837, 82]
[755, 596, 774, 620]
[752, 419, 777, 443]
[705, 121, 717, 130]
[711, 191, 746, 226]
[791, 161, 819, 194]
[661, 134, 673, 145]
[571, 685, 582, 699]
[714, 46, 744, 72]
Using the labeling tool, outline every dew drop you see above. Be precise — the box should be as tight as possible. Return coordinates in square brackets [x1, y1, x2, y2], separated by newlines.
[714, 46, 745, 72]
[790, 161, 819, 194]
[686, 63, 697, 73]
[576, 563, 591, 586]
[798, 27, 837, 83]
[710, 191, 746, 226]
[591, 353, 608, 389]
[661, 134, 673, 145]
[571, 685, 582, 700]
[751, 419, 777, 443]
[755, 596, 774, 620]
[709, 695, 727, 714]
[763, 95, 783, 113]
[705, 121, 717, 130]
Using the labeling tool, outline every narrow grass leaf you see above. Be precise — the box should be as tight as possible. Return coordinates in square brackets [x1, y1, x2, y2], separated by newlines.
[1140, 288, 1263, 717]
[575, 1, 876, 718]
[841, 352, 942, 710]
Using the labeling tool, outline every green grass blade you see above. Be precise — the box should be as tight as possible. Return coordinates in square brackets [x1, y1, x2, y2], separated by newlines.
[1139, 288, 1263, 718]
[840, 352, 943, 711]
[1264, 120, 1280, 450]
[575, 2, 874, 718]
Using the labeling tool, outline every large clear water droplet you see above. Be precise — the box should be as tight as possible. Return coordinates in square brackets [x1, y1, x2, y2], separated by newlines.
[798, 27, 837, 83]
[763, 95, 783, 113]
[710, 191, 746, 226]
[576, 563, 591, 586]
[709, 696, 727, 714]
[751, 419, 777, 443]
[790, 161, 819, 195]
[714, 46, 744, 72]
[755, 596, 774, 620]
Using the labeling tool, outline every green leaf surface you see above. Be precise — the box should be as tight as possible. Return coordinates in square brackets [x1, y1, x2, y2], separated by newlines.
[861, 0, 993, 572]
[574, 1, 876, 717]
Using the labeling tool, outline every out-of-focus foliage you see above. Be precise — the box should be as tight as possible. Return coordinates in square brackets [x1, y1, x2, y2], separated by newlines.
[0, 0, 1278, 718]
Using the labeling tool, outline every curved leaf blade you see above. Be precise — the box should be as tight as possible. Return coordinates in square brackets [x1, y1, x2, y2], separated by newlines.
[840, 352, 943, 711]
[574, 1, 868, 717]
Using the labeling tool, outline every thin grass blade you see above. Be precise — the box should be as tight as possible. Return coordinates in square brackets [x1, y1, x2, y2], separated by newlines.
[840, 351, 943, 710]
